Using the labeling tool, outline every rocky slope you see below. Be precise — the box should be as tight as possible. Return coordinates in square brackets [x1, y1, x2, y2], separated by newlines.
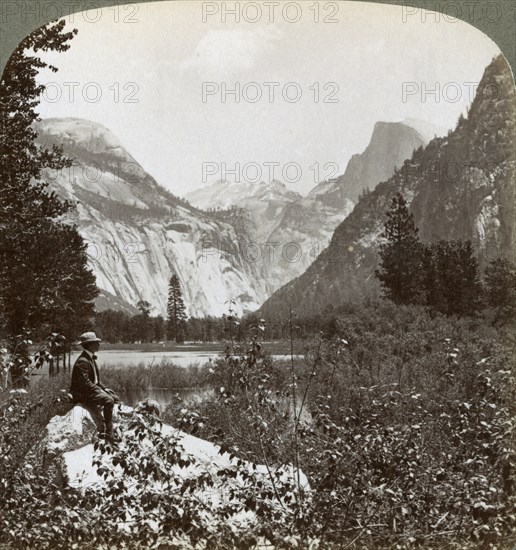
[187, 121, 430, 294]
[37, 112, 449, 315]
[186, 179, 301, 214]
[187, 179, 354, 293]
[260, 55, 516, 318]
[36, 118, 268, 317]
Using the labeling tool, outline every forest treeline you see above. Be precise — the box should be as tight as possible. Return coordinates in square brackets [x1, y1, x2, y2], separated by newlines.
[94, 195, 515, 344]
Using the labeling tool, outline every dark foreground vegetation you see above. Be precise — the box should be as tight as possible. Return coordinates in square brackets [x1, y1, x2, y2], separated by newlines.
[0, 303, 514, 549]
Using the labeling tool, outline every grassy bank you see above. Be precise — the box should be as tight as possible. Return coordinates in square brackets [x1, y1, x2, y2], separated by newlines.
[87, 341, 297, 353]
[100, 361, 211, 396]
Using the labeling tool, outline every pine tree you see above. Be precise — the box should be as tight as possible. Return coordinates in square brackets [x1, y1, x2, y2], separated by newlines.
[454, 240, 483, 315]
[375, 193, 423, 304]
[423, 240, 483, 316]
[0, 20, 98, 340]
[167, 275, 187, 343]
[485, 258, 516, 323]
[36, 225, 98, 341]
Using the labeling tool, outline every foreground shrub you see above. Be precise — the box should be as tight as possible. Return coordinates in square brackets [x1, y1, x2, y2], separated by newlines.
[174, 304, 515, 548]
[0, 407, 306, 549]
[1, 304, 514, 548]
[0, 372, 69, 488]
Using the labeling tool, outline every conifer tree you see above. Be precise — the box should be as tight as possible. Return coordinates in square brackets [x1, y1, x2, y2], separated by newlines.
[485, 258, 516, 323]
[450, 240, 483, 316]
[0, 20, 98, 339]
[422, 240, 483, 316]
[36, 225, 98, 341]
[375, 193, 423, 304]
[167, 275, 187, 343]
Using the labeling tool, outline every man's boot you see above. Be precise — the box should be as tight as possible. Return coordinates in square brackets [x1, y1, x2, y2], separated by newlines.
[105, 421, 120, 444]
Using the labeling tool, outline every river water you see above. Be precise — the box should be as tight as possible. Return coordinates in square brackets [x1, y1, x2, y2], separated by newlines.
[73, 349, 219, 368]
[65, 349, 299, 369]
[33, 348, 303, 410]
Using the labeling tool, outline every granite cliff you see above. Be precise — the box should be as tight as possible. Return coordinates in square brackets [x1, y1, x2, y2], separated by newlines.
[260, 55, 515, 318]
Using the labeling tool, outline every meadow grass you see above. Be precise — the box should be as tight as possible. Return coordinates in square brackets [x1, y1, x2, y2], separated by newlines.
[99, 360, 211, 396]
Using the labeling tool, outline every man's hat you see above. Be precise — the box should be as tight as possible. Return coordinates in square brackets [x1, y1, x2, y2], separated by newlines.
[78, 332, 101, 345]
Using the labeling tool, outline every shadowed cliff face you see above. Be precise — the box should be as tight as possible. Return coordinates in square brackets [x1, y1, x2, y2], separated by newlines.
[35, 119, 353, 314]
[260, 55, 516, 318]
[258, 120, 428, 289]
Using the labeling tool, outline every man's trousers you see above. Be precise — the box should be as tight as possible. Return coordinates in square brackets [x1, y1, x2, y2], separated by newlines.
[77, 390, 115, 435]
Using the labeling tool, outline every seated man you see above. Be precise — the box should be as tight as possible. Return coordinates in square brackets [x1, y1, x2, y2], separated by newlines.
[70, 332, 119, 441]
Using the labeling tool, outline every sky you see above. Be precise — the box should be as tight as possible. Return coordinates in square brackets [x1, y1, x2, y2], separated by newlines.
[35, 0, 501, 196]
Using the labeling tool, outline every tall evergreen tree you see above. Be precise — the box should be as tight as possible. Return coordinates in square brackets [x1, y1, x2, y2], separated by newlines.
[375, 193, 423, 304]
[0, 20, 98, 339]
[422, 240, 483, 316]
[484, 258, 516, 323]
[35, 224, 98, 341]
[167, 275, 187, 343]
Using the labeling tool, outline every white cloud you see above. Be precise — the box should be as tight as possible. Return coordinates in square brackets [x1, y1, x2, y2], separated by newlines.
[181, 26, 281, 76]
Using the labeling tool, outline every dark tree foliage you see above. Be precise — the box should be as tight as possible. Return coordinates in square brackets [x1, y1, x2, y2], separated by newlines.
[0, 20, 76, 199]
[0, 20, 98, 340]
[375, 193, 423, 305]
[153, 315, 166, 342]
[137, 300, 151, 317]
[34, 225, 98, 344]
[422, 240, 483, 316]
[134, 300, 153, 342]
[94, 310, 130, 343]
[376, 194, 486, 318]
[485, 258, 516, 323]
[95, 306, 166, 344]
[167, 275, 187, 343]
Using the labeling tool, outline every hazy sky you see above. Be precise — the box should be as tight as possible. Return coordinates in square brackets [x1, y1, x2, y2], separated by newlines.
[35, 1, 501, 196]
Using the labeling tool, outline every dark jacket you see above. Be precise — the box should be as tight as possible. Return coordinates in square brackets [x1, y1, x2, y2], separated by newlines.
[70, 351, 106, 401]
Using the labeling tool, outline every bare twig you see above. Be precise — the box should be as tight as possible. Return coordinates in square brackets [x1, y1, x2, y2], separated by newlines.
[258, 432, 286, 510]
[288, 305, 302, 497]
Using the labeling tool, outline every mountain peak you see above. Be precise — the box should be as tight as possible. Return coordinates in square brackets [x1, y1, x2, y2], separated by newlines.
[34, 118, 270, 318]
[35, 117, 137, 165]
[308, 119, 426, 203]
[368, 120, 422, 147]
[373, 120, 406, 130]
[39, 116, 115, 133]
[185, 178, 302, 211]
